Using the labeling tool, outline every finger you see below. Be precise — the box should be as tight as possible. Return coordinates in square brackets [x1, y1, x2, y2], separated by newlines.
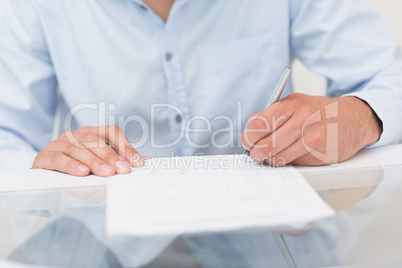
[130, 152, 146, 168]
[33, 151, 90, 176]
[266, 124, 334, 167]
[100, 126, 145, 167]
[291, 153, 328, 166]
[51, 141, 116, 177]
[249, 116, 301, 161]
[71, 132, 131, 174]
[66, 126, 145, 168]
[263, 138, 308, 167]
[290, 138, 337, 166]
[291, 122, 339, 166]
[242, 102, 293, 150]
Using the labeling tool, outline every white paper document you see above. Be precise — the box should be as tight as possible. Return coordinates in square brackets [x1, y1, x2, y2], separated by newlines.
[107, 155, 335, 237]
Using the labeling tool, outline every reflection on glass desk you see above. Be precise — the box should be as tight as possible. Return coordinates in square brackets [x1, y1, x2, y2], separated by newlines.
[1, 165, 402, 268]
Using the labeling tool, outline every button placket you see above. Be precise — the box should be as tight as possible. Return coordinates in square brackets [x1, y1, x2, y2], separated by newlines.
[162, 17, 192, 156]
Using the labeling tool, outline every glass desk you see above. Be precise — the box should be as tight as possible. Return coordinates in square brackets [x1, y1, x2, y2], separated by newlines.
[1, 165, 402, 268]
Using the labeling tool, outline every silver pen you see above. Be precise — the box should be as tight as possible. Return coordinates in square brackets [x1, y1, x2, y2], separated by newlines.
[245, 67, 293, 156]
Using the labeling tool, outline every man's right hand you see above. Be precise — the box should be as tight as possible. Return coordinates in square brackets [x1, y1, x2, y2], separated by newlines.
[32, 126, 145, 177]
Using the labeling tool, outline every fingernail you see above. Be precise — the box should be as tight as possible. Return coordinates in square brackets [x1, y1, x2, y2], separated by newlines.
[78, 165, 89, 173]
[116, 160, 130, 174]
[101, 164, 114, 174]
[131, 154, 141, 161]
[131, 154, 145, 167]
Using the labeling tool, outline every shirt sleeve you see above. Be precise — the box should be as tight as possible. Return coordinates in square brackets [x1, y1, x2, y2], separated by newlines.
[0, 0, 57, 170]
[290, 0, 402, 148]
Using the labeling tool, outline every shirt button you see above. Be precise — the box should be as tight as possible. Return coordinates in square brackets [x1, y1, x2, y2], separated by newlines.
[165, 53, 173, 61]
[175, 115, 182, 123]
[139, 5, 147, 11]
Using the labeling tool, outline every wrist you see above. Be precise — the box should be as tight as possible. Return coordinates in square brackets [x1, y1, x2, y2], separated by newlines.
[344, 96, 383, 147]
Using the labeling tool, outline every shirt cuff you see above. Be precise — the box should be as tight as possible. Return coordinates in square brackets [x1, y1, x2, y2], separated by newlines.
[0, 150, 38, 171]
[343, 89, 402, 148]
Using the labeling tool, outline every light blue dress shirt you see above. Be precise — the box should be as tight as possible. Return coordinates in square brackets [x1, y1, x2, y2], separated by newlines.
[1, 0, 402, 170]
